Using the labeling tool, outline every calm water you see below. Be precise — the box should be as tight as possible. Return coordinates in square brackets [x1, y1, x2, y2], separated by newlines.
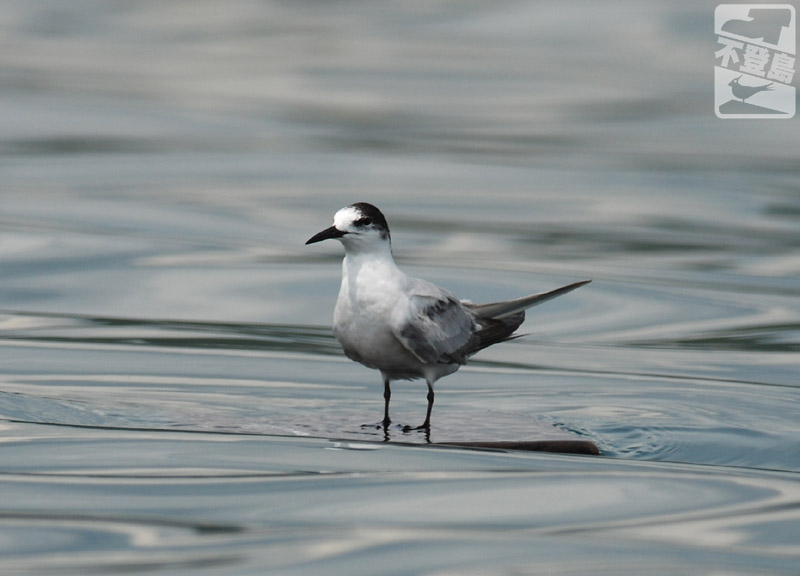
[1, 1, 800, 574]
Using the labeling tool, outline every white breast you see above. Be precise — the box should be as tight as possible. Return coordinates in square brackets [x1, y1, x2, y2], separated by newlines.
[332, 253, 423, 377]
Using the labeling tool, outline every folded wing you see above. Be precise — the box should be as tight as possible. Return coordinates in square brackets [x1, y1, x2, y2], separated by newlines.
[394, 279, 591, 366]
[394, 293, 479, 365]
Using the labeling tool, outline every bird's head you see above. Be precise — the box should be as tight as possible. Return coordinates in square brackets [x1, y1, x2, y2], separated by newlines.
[306, 202, 391, 253]
[729, 75, 742, 86]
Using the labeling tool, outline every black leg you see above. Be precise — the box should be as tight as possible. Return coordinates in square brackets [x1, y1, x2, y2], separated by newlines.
[382, 378, 392, 427]
[420, 381, 434, 430]
[402, 380, 435, 435]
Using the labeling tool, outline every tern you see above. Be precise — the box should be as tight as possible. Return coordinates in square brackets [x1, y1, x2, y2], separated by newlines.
[728, 75, 773, 103]
[306, 202, 590, 430]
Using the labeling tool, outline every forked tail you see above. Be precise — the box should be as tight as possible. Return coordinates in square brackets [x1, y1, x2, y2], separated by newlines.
[465, 279, 591, 355]
[465, 280, 591, 320]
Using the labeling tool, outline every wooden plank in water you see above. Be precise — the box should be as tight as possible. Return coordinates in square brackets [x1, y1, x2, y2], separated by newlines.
[436, 439, 600, 455]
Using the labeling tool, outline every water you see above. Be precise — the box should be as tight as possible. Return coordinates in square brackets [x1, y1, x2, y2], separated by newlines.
[1, 1, 800, 574]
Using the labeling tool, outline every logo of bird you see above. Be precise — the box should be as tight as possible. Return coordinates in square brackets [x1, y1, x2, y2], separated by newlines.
[728, 75, 774, 102]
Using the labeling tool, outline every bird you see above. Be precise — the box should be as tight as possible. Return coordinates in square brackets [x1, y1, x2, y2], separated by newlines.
[728, 75, 773, 103]
[306, 202, 590, 431]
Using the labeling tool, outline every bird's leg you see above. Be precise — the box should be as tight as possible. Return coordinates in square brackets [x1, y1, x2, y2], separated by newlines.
[420, 380, 434, 430]
[402, 381, 435, 433]
[382, 378, 392, 427]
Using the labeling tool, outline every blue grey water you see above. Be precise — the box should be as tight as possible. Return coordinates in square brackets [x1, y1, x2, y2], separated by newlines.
[1, 1, 799, 574]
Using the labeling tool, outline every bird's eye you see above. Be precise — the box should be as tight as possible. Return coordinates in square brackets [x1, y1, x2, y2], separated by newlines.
[357, 217, 373, 226]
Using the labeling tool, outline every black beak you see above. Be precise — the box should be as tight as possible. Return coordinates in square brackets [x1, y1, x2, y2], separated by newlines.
[306, 225, 346, 245]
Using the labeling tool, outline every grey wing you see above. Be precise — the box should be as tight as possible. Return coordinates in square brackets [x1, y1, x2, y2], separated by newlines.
[394, 293, 479, 366]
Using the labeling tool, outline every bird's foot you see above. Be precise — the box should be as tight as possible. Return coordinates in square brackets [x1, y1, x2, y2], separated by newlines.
[402, 422, 432, 443]
[361, 418, 392, 430]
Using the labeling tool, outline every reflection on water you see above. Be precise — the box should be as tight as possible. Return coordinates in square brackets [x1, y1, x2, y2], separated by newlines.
[1, 1, 800, 574]
[0, 311, 340, 356]
[1, 421, 799, 575]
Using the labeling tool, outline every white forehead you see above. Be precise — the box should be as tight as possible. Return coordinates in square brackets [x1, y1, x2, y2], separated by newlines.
[333, 206, 362, 229]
